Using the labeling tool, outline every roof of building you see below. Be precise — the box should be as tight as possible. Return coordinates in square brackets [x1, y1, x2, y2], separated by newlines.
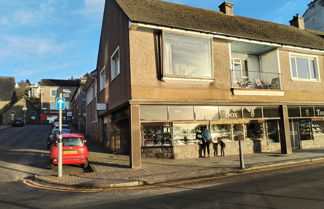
[39, 79, 80, 87]
[0, 76, 15, 101]
[116, 0, 324, 50]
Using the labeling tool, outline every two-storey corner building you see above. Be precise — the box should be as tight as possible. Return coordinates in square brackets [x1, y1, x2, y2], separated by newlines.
[83, 70, 99, 142]
[304, 0, 324, 32]
[39, 79, 80, 124]
[96, 0, 324, 168]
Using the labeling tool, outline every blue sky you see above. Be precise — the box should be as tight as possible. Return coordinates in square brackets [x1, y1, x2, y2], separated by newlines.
[0, 0, 310, 84]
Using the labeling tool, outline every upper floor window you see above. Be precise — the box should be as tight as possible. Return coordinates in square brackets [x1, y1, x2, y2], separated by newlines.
[163, 32, 212, 79]
[111, 47, 120, 81]
[290, 54, 319, 81]
[50, 89, 57, 97]
[99, 67, 106, 91]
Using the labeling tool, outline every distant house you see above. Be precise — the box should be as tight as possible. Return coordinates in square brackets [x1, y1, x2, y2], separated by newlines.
[304, 0, 324, 31]
[2, 98, 39, 125]
[71, 76, 87, 133]
[39, 79, 80, 124]
[0, 77, 15, 125]
[83, 70, 98, 142]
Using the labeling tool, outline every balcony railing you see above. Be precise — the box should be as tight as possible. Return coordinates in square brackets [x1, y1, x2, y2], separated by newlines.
[231, 70, 281, 90]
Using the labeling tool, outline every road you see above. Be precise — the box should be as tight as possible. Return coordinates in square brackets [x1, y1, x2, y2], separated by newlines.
[1, 125, 324, 209]
[0, 125, 84, 182]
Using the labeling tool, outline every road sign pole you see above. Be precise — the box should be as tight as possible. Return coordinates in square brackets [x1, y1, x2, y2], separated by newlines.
[58, 93, 63, 177]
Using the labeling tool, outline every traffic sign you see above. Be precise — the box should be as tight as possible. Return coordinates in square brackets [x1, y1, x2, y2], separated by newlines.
[56, 97, 65, 110]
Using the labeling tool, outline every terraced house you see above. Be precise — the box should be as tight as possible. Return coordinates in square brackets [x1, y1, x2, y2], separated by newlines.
[94, 0, 324, 168]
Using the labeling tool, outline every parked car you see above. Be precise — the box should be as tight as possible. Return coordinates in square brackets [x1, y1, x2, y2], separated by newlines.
[12, 118, 24, 127]
[49, 133, 89, 168]
[47, 128, 71, 149]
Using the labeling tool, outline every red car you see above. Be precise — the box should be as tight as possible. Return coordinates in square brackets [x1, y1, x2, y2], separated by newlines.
[49, 133, 89, 168]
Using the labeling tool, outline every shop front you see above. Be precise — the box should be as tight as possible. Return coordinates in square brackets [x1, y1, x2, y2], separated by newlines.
[140, 105, 282, 159]
[288, 106, 324, 149]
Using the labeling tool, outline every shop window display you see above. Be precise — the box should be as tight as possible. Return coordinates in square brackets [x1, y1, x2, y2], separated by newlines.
[210, 124, 232, 141]
[299, 119, 313, 140]
[312, 121, 324, 135]
[173, 123, 203, 145]
[142, 123, 172, 146]
[246, 123, 264, 140]
[266, 120, 280, 143]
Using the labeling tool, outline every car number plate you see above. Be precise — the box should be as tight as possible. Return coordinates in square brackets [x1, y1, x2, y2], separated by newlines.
[64, 150, 77, 154]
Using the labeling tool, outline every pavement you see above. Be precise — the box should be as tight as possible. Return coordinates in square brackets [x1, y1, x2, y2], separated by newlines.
[0, 125, 10, 131]
[35, 140, 324, 189]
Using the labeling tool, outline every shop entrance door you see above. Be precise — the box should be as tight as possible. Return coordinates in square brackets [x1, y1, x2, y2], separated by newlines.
[290, 120, 300, 149]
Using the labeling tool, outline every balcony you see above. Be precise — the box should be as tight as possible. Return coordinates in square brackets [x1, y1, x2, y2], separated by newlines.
[230, 41, 284, 96]
[231, 71, 281, 89]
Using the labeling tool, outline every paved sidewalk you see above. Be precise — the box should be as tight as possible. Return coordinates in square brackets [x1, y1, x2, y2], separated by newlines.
[36, 140, 324, 188]
[0, 125, 10, 131]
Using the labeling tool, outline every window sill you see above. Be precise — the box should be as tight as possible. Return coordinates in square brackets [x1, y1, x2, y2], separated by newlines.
[232, 88, 284, 96]
[162, 77, 214, 83]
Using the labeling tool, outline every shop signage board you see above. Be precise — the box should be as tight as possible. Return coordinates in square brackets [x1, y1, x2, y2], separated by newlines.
[168, 106, 194, 121]
[315, 106, 324, 117]
[219, 106, 242, 119]
[301, 106, 314, 117]
[195, 106, 219, 120]
[242, 106, 262, 119]
[96, 103, 107, 111]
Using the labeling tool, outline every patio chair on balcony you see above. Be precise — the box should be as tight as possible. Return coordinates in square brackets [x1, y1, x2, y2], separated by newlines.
[270, 77, 280, 89]
[255, 78, 266, 89]
[237, 78, 251, 88]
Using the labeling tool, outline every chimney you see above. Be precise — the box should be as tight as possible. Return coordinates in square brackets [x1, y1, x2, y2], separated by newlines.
[219, 1, 234, 16]
[289, 14, 305, 30]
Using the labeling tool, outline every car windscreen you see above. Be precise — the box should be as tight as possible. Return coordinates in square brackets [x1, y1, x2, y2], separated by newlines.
[53, 129, 70, 135]
[62, 137, 83, 146]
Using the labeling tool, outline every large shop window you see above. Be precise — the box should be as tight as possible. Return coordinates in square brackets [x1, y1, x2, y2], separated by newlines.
[266, 120, 280, 143]
[312, 120, 324, 136]
[173, 123, 208, 145]
[163, 33, 212, 79]
[142, 123, 172, 146]
[290, 55, 319, 81]
[299, 119, 313, 140]
[246, 123, 264, 140]
[211, 124, 232, 141]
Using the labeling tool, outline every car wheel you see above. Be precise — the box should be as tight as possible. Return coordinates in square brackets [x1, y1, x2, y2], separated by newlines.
[82, 160, 89, 169]
[49, 159, 54, 169]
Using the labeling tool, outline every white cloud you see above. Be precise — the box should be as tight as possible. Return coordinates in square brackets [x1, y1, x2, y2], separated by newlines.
[79, 0, 105, 17]
[0, 17, 9, 25]
[13, 62, 75, 77]
[0, 35, 66, 59]
[13, 9, 38, 25]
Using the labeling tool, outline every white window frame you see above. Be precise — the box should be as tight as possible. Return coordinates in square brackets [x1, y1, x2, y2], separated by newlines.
[232, 58, 249, 80]
[99, 66, 106, 91]
[111, 47, 120, 81]
[162, 31, 213, 80]
[50, 89, 57, 97]
[289, 53, 320, 82]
